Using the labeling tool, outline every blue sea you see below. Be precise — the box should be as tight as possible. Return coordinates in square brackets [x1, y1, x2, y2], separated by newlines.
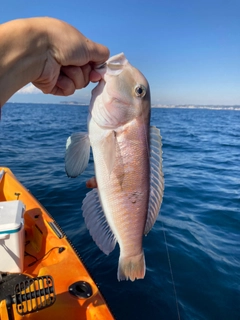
[1, 103, 239, 320]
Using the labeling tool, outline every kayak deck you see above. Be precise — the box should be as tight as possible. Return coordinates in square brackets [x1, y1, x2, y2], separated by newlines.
[0, 167, 114, 320]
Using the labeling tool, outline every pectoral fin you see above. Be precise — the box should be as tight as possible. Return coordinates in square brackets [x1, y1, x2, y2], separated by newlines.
[65, 132, 90, 178]
[144, 126, 164, 235]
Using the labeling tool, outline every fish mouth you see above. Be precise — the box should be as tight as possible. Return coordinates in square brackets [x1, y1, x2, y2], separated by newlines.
[95, 53, 127, 70]
[93, 53, 128, 78]
[92, 63, 107, 81]
[107, 53, 128, 66]
[95, 62, 107, 70]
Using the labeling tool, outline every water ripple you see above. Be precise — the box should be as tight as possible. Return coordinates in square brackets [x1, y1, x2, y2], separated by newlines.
[1, 103, 239, 320]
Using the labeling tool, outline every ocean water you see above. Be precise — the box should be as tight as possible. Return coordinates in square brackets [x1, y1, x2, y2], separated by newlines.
[1, 103, 239, 320]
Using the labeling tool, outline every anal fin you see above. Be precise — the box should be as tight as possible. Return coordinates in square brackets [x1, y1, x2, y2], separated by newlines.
[82, 189, 117, 255]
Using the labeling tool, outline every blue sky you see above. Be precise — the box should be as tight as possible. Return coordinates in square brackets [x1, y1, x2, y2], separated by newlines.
[2, 0, 240, 105]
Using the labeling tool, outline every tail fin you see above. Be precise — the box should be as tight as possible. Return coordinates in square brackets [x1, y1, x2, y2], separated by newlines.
[117, 252, 146, 281]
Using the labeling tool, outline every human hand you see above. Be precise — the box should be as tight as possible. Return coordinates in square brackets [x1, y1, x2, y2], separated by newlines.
[32, 18, 109, 96]
[0, 17, 109, 107]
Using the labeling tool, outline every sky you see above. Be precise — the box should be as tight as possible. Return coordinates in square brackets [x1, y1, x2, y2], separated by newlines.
[1, 0, 240, 105]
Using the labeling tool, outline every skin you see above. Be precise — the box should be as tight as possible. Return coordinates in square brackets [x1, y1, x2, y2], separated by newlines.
[0, 17, 109, 107]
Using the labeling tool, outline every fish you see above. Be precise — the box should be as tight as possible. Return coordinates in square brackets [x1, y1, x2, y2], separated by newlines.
[65, 53, 164, 281]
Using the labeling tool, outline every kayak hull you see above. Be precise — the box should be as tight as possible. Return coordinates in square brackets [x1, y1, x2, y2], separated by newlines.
[0, 167, 114, 320]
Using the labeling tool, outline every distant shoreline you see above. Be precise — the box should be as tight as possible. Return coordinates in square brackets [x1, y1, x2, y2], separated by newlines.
[6, 101, 240, 110]
[152, 104, 240, 110]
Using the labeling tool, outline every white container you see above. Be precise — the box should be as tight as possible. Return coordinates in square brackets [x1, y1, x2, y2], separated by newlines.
[0, 200, 25, 273]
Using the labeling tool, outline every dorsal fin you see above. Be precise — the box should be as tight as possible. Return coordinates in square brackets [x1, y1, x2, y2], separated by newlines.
[144, 126, 164, 235]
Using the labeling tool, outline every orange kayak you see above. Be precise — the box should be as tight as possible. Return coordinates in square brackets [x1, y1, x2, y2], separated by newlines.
[0, 167, 114, 320]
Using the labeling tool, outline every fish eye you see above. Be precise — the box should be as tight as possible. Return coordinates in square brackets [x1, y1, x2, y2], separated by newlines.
[135, 85, 146, 98]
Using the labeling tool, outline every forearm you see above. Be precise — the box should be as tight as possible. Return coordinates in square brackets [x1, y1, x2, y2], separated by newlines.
[0, 18, 48, 107]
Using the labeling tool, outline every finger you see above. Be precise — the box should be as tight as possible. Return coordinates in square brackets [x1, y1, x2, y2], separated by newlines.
[89, 69, 102, 82]
[54, 74, 75, 96]
[61, 65, 91, 89]
[80, 64, 92, 88]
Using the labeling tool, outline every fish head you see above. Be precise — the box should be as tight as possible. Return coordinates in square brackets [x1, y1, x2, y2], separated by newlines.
[90, 53, 151, 129]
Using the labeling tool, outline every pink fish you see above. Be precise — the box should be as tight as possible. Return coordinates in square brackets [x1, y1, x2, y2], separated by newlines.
[65, 53, 164, 281]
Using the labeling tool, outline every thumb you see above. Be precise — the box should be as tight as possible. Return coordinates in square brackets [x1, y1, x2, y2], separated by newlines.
[87, 40, 110, 65]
